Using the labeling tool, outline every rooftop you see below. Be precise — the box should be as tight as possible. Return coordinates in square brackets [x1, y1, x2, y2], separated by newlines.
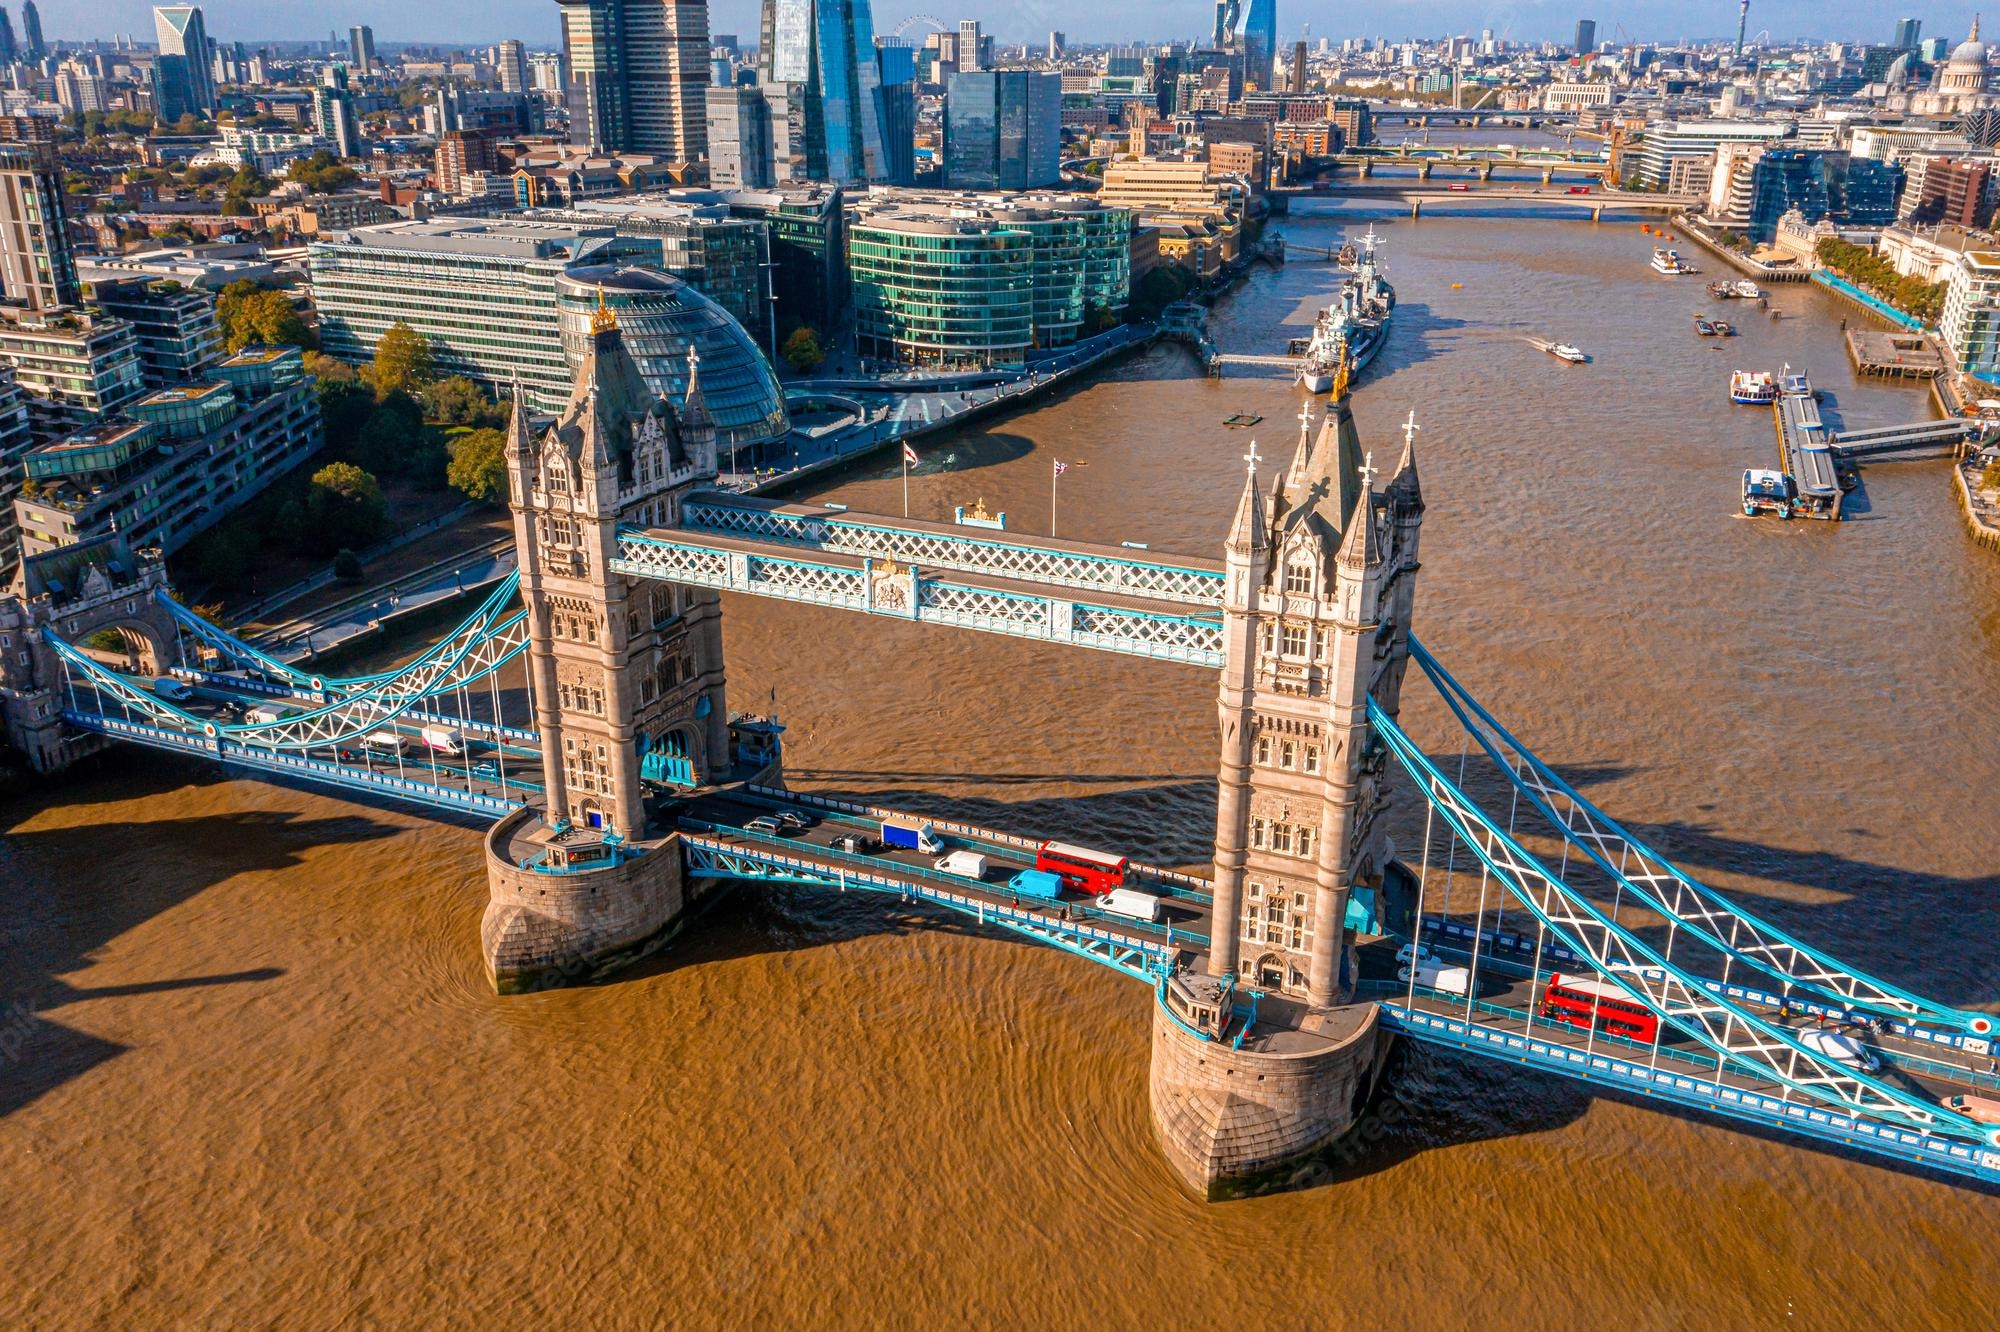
[314, 216, 622, 259]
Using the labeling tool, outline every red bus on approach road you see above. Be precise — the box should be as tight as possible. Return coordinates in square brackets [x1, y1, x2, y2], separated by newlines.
[1036, 841, 1128, 895]
[1539, 974, 1659, 1044]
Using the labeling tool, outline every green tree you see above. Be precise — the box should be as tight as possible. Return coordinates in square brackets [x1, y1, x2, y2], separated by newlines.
[371, 321, 437, 398]
[352, 391, 425, 475]
[302, 350, 358, 385]
[446, 427, 510, 504]
[317, 378, 376, 456]
[287, 150, 360, 194]
[421, 375, 506, 428]
[166, 112, 215, 135]
[302, 462, 389, 555]
[219, 162, 273, 216]
[332, 548, 364, 581]
[216, 279, 312, 351]
[782, 325, 825, 373]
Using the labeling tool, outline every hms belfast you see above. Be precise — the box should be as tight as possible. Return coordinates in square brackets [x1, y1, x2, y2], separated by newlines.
[1294, 227, 1396, 393]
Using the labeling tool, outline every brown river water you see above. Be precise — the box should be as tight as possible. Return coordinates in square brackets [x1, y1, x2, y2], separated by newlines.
[5, 206, 1999, 1328]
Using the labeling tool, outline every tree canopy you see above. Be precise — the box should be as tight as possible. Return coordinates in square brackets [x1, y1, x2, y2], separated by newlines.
[215, 280, 312, 351]
[371, 322, 437, 398]
[782, 325, 825, 374]
[446, 428, 510, 505]
[287, 150, 360, 194]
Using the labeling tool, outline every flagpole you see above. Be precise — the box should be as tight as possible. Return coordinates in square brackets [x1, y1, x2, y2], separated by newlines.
[903, 447, 910, 517]
[1050, 461, 1057, 538]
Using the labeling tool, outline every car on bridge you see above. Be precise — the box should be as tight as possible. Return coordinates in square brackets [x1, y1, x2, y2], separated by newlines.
[746, 815, 789, 836]
[1797, 1026, 1881, 1073]
[151, 677, 193, 702]
[775, 810, 816, 833]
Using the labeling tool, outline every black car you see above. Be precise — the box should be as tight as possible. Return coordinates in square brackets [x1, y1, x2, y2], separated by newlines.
[831, 833, 882, 855]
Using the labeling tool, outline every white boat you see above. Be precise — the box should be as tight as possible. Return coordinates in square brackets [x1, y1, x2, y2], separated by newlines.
[1779, 364, 1813, 398]
[1730, 369, 1779, 404]
[1731, 279, 1763, 298]
[1547, 343, 1590, 363]
[1651, 247, 1697, 275]
[1296, 226, 1395, 393]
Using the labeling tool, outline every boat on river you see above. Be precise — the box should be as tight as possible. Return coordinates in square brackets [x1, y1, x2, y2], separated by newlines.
[1298, 227, 1396, 392]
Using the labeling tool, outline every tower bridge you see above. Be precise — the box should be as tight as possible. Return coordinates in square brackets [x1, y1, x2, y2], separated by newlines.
[6, 308, 1999, 1201]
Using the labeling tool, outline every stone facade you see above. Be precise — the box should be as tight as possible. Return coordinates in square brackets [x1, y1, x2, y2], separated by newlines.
[1208, 392, 1423, 1007]
[0, 534, 180, 772]
[1149, 991, 1390, 1199]
[481, 806, 693, 993]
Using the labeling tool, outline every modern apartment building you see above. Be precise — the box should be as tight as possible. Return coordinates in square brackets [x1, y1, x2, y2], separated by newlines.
[12, 345, 320, 560]
[0, 115, 78, 313]
[85, 278, 223, 390]
[0, 365, 34, 568]
[1941, 249, 2000, 377]
[151, 5, 217, 123]
[0, 308, 145, 440]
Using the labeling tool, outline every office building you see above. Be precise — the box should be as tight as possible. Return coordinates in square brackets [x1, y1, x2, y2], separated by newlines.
[1892, 18, 1922, 50]
[558, 0, 711, 161]
[85, 279, 223, 390]
[0, 308, 146, 440]
[498, 39, 530, 94]
[527, 194, 771, 335]
[875, 66, 917, 186]
[310, 217, 777, 431]
[1837, 158, 1905, 227]
[945, 71, 1062, 190]
[19, 0, 40, 60]
[553, 267, 787, 461]
[758, 0, 887, 185]
[0, 11, 15, 65]
[1905, 157, 1995, 227]
[705, 85, 771, 187]
[1225, 0, 1276, 92]
[348, 24, 376, 71]
[0, 116, 78, 313]
[705, 185, 844, 331]
[1048, 31, 1063, 60]
[11, 346, 321, 561]
[957, 19, 982, 72]
[1574, 18, 1596, 57]
[152, 6, 218, 123]
[848, 192, 1131, 368]
[1633, 121, 1792, 190]
[1746, 150, 1830, 243]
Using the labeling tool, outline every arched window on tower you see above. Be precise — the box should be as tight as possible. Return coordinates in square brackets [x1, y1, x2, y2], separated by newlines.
[1284, 560, 1313, 595]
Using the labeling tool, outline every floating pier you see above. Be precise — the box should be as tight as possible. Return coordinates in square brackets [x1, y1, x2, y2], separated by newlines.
[1845, 327, 1944, 380]
[1772, 389, 1843, 520]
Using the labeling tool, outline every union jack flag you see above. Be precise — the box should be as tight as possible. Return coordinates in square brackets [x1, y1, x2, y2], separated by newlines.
[1053, 460, 1069, 478]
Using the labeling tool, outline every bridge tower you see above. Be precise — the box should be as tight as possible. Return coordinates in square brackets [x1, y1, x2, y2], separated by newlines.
[1209, 373, 1424, 1009]
[480, 302, 730, 992]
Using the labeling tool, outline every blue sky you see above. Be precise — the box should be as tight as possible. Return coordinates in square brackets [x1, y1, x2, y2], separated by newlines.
[28, 0, 1980, 49]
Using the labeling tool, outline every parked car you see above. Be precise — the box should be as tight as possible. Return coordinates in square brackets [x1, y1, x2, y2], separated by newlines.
[775, 810, 815, 832]
[745, 815, 786, 836]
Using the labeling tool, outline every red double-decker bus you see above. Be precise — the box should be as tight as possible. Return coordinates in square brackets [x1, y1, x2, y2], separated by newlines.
[1539, 974, 1659, 1044]
[1035, 841, 1128, 895]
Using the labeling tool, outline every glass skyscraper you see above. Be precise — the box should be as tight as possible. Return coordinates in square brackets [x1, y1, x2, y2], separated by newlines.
[758, 0, 885, 184]
[151, 5, 217, 122]
[944, 72, 1062, 191]
[557, 0, 711, 161]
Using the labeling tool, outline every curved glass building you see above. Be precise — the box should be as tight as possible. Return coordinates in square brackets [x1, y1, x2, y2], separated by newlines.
[556, 265, 789, 456]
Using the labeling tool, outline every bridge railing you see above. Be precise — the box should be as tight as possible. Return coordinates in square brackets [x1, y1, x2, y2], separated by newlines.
[743, 783, 1215, 898]
[680, 817, 1207, 950]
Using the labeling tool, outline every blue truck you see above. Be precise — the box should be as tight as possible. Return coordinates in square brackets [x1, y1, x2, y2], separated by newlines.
[1007, 869, 1064, 901]
[880, 819, 943, 853]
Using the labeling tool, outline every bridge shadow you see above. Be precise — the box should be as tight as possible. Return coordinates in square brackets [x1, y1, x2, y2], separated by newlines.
[0, 764, 401, 1119]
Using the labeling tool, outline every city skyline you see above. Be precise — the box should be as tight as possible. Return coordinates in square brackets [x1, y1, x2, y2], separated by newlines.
[15, 0, 1987, 48]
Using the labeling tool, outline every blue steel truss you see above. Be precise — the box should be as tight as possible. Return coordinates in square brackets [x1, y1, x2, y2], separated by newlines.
[1367, 698, 1996, 1146]
[1407, 638, 1992, 1038]
[611, 528, 1225, 667]
[678, 496, 1226, 606]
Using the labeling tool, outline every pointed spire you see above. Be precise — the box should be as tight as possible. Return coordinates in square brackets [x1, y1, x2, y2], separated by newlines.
[1227, 439, 1269, 554]
[504, 374, 534, 460]
[1390, 409, 1424, 511]
[1337, 488, 1383, 570]
[1287, 400, 1314, 489]
[680, 342, 711, 432]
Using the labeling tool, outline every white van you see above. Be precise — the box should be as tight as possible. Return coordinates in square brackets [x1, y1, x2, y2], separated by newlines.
[1098, 888, 1162, 923]
[151, 676, 193, 702]
[244, 703, 290, 725]
[363, 730, 408, 755]
[1797, 1026, 1881, 1073]
[933, 850, 989, 879]
[1398, 962, 1471, 996]
[419, 725, 464, 756]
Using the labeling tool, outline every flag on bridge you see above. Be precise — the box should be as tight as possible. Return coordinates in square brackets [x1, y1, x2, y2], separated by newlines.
[903, 442, 920, 467]
[1053, 460, 1069, 477]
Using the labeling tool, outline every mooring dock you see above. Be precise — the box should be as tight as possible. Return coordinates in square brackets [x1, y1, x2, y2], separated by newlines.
[1773, 390, 1843, 520]
[1844, 327, 1945, 380]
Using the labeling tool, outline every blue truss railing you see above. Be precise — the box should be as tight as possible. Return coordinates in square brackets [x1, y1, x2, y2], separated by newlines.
[1407, 637, 1992, 1038]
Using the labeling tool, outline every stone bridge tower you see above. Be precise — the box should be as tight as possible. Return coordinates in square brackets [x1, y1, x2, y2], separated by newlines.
[481, 305, 730, 992]
[1208, 380, 1424, 1009]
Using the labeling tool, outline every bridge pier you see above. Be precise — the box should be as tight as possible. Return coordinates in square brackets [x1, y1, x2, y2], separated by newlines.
[1149, 979, 1392, 1200]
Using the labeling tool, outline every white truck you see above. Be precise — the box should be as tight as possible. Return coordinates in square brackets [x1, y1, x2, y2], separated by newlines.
[1097, 888, 1163, 923]
[1398, 962, 1471, 996]
[363, 730, 408, 755]
[419, 725, 464, 756]
[933, 850, 988, 879]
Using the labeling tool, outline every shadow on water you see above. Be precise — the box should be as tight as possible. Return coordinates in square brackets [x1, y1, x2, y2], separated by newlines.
[0, 771, 401, 1119]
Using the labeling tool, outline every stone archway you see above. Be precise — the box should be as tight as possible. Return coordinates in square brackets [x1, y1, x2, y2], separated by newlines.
[76, 620, 170, 677]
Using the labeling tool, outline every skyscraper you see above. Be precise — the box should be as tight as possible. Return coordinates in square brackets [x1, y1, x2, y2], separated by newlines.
[957, 19, 981, 72]
[944, 70, 1060, 190]
[758, 0, 886, 185]
[152, 6, 217, 122]
[313, 64, 363, 157]
[0, 11, 16, 66]
[348, 25, 376, 71]
[558, 0, 710, 161]
[1213, 0, 1275, 91]
[0, 116, 79, 312]
[19, 0, 40, 60]
[498, 38, 530, 93]
[1892, 18, 1923, 50]
[1574, 18, 1597, 57]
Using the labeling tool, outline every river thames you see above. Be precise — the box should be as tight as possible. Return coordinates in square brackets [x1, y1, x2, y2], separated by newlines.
[4, 204, 1998, 1326]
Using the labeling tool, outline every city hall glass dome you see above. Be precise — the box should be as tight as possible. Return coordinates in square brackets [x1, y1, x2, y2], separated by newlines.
[556, 266, 789, 457]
